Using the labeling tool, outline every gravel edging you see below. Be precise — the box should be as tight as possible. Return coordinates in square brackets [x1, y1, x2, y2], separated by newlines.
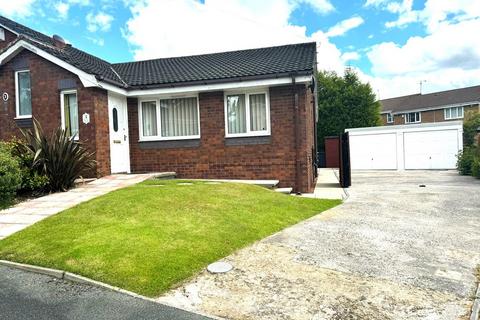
[0, 259, 222, 320]
[472, 283, 480, 320]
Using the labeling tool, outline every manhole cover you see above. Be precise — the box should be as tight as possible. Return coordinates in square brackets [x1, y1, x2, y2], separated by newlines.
[207, 262, 233, 274]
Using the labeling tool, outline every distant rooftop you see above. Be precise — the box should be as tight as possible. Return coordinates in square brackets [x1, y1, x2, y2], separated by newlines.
[380, 85, 480, 113]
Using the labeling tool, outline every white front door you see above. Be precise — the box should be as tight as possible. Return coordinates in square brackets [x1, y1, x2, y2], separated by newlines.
[108, 93, 130, 173]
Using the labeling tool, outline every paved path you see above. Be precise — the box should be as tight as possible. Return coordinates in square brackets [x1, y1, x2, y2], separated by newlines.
[159, 171, 480, 319]
[301, 168, 347, 200]
[0, 174, 159, 240]
[0, 265, 210, 320]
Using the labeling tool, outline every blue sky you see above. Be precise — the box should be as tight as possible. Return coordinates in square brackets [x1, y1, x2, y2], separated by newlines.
[1, 0, 479, 98]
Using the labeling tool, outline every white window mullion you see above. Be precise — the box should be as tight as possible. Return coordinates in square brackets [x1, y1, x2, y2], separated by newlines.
[156, 99, 161, 139]
[245, 93, 251, 134]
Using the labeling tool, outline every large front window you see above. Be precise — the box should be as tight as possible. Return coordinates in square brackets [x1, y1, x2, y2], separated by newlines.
[15, 70, 32, 118]
[225, 91, 270, 137]
[405, 112, 421, 124]
[444, 106, 464, 120]
[61, 90, 79, 138]
[139, 96, 200, 140]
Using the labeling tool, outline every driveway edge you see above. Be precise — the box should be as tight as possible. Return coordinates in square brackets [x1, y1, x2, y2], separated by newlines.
[0, 259, 222, 320]
[471, 283, 480, 320]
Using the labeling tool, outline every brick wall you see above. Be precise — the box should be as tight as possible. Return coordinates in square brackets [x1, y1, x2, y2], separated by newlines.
[128, 84, 316, 193]
[0, 28, 17, 51]
[0, 50, 110, 176]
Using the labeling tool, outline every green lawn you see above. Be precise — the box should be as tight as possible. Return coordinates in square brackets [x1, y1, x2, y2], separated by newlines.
[0, 180, 340, 297]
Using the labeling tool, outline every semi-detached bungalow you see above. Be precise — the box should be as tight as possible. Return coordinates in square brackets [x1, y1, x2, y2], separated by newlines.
[0, 16, 318, 193]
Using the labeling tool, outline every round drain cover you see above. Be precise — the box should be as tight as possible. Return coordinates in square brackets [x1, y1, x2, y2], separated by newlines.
[207, 262, 233, 274]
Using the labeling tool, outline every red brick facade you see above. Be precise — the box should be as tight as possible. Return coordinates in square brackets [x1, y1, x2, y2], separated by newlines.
[0, 42, 317, 192]
[128, 84, 317, 192]
[0, 50, 110, 176]
[0, 28, 17, 51]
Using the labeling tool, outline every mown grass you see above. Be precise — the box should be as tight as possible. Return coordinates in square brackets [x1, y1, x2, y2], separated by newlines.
[0, 180, 340, 297]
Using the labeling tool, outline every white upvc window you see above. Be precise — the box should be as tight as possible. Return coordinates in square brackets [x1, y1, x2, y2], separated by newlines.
[444, 106, 464, 120]
[386, 113, 394, 123]
[224, 90, 270, 137]
[15, 70, 32, 118]
[138, 95, 200, 141]
[405, 112, 421, 124]
[60, 90, 79, 139]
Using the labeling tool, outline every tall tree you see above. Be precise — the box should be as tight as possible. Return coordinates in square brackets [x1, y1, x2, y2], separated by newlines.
[316, 69, 381, 148]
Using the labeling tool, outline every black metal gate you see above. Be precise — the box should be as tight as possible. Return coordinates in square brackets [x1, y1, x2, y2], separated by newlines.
[339, 132, 351, 188]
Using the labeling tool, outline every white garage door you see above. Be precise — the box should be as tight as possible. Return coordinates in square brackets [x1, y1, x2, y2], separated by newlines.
[404, 130, 459, 169]
[349, 133, 397, 170]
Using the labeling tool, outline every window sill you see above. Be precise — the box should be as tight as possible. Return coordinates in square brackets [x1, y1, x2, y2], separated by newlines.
[139, 135, 200, 142]
[225, 132, 271, 139]
[225, 135, 271, 146]
[139, 138, 200, 149]
[14, 116, 32, 120]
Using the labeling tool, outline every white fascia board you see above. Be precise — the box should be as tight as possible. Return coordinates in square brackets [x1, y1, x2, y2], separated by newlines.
[346, 120, 463, 135]
[98, 75, 312, 98]
[0, 40, 99, 88]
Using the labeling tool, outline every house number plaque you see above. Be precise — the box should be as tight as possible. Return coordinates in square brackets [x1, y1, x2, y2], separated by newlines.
[2, 92, 8, 102]
[82, 113, 90, 125]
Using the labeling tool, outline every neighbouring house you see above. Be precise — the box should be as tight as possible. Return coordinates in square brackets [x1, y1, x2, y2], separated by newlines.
[0, 16, 318, 193]
[380, 86, 480, 126]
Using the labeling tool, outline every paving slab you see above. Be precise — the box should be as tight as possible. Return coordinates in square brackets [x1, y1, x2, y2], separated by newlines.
[0, 173, 162, 239]
[159, 170, 480, 320]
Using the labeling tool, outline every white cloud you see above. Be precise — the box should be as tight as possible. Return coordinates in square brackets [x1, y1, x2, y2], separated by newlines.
[55, 2, 70, 19]
[124, 0, 347, 73]
[366, 18, 480, 98]
[341, 51, 360, 63]
[296, 0, 334, 15]
[86, 11, 114, 32]
[87, 36, 105, 46]
[0, 0, 37, 18]
[325, 16, 364, 37]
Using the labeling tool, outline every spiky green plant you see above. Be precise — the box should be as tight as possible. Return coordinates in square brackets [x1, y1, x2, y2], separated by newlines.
[19, 119, 96, 192]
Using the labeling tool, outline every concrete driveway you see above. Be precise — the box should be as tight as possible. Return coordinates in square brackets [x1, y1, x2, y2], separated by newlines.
[158, 170, 480, 319]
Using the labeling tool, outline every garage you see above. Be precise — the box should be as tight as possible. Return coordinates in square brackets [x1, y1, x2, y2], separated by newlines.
[346, 121, 463, 170]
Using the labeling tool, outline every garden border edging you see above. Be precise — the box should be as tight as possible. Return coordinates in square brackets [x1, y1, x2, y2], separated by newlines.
[0, 259, 223, 320]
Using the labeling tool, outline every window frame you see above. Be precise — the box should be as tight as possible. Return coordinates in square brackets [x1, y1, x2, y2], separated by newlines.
[386, 113, 394, 123]
[405, 112, 421, 124]
[224, 89, 271, 138]
[137, 94, 201, 142]
[60, 89, 79, 140]
[444, 106, 464, 120]
[15, 69, 32, 119]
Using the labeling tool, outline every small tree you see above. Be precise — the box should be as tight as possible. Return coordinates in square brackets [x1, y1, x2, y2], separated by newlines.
[316, 69, 381, 148]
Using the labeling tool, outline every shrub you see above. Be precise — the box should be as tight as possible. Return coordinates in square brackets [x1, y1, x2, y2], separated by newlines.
[0, 144, 22, 204]
[19, 119, 96, 192]
[457, 147, 476, 175]
[463, 112, 480, 146]
[11, 141, 49, 193]
[472, 158, 480, 179]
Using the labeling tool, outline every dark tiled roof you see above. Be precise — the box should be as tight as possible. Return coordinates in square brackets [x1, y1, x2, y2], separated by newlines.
[112, 43, 317, 88]
[0, 15, 126, 86]
[380, 85, 480, 113]
[0, 15, 316, 90]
